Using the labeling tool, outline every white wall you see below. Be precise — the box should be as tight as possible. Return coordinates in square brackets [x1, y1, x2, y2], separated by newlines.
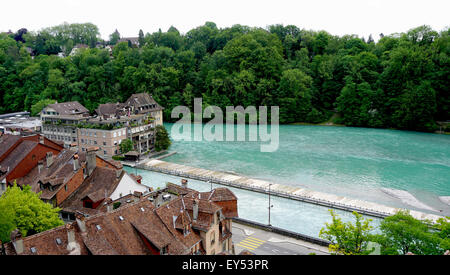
[110, 172, 148, 200]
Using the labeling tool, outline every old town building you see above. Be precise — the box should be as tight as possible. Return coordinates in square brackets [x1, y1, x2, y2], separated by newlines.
[4, 182, 238, 255]
[0, 134, 64, 195]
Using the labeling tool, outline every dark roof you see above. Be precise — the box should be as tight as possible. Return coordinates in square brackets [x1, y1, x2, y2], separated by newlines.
[124, 93, 164, 113]
[125, 151, 139, 156]
[118, 37, 139, 44]
[16, 150, 84, 201]
[155, 197, 202, 249]
[84, 188, 107, 203]
[95, 103, 123, 117]
[4, 224, 88, 255]
[4, 185, 238, 255]
[202, 188, 238, 202]
[0, 134, 21, 159]
[45, 101, 89, 116]
[60, 167, 123, 215]
[0, 140, 37, 174]
[7, 199, 191, 255]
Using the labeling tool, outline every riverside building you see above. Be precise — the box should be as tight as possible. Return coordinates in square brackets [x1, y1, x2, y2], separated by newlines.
[40, 93, 164, 159]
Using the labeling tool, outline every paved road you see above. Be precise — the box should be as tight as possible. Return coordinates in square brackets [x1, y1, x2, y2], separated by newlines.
[232, 223, 329, 255]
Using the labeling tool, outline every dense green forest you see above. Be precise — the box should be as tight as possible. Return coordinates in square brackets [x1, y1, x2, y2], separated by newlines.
[0, 22, 448, 132]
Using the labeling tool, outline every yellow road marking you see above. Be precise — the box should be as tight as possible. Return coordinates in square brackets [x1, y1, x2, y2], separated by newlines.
[236, 243, 255, 250]
[239, 241, 259, 248]
[247, 237, 265, 243]
[244, 238, 265, 245]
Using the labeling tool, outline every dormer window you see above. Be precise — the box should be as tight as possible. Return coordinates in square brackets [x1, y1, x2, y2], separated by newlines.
[30, 247, 37, 254]
[183, 225, 190, 236]
[55, 238, 62, 245]
[161, 245, 168, 255]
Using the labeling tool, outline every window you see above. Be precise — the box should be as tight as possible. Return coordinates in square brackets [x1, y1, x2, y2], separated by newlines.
[113, 132, 117, 138]
[103, 141, 106, 146]
[56, 238, 62, 245]
[104, 151, 107, 155]
[65, 185, 68, 191]
[161, 246, 168, 255]
[211, 232, 215, 246]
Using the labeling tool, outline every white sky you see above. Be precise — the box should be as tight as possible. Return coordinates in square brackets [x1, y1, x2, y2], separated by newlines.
[1, 0, 449, 41]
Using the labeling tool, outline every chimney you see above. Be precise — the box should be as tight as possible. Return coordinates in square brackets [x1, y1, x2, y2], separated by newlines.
[86, 147, 98, 177]
[105, 198, 113, 212]
[10, 229, 24, 255]
[75, 212, 86, 233]
[46, 152, 53, 168]
[38, 160, 44, 174]
[66, 223, 81, 255]
[181, 179, 188, 188]
[66, 223, 75, 248]
[193, 199, 199, 221]
[133, 191, 143, 202]
[73, 154, 79, 171]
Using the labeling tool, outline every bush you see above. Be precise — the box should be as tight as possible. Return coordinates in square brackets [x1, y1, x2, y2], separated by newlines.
[112, 155, 125, 161]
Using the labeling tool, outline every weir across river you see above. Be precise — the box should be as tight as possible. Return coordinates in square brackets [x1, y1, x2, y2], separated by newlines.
[134, 159, 445, 223]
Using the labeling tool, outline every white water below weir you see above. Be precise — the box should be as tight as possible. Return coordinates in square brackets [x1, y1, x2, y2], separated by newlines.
[139, 159, 445, 223]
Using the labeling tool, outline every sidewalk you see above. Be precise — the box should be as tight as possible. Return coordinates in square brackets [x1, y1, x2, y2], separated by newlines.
[232, 222, 330, 255]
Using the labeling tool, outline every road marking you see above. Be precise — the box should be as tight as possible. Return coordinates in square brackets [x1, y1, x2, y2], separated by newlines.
[247, 237, 265, 243]
[236, 244, 255, 250]
[239, 241, 259, 248]
[236, 237, 266, 251]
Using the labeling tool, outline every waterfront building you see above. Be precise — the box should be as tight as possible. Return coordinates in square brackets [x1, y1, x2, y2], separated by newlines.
[40, 93, 164, 158]
[40, 101, 90, 149]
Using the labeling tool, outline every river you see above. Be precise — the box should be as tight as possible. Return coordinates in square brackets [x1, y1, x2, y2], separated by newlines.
[163, 123, 450, 215]
[124, 123, 450, 237]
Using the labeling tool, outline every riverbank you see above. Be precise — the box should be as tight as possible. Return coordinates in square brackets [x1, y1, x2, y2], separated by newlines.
[135, 159, 445, 223]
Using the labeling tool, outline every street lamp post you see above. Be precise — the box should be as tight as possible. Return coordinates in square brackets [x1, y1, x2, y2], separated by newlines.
[208, 180, 212, 191]
[268, 184, 273, 226]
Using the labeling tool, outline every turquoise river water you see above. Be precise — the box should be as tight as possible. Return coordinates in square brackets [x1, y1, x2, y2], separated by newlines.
[126, 123, 450, 237]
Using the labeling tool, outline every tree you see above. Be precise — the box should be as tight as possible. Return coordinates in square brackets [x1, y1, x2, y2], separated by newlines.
[138, 29, 145, 47]
[109, 29, 120, 45]
[31, 99, 57, 116]
[155, 125, 171, 152]
[374, 210, 444, 255]
[319, 210, 374, 255]
[0, 184, 64, 242]
[434, 217, 450, 252]
[120, 138, 134, 154]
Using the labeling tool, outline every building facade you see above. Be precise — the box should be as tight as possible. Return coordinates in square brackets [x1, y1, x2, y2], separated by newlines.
[39, 93, 164, 158]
